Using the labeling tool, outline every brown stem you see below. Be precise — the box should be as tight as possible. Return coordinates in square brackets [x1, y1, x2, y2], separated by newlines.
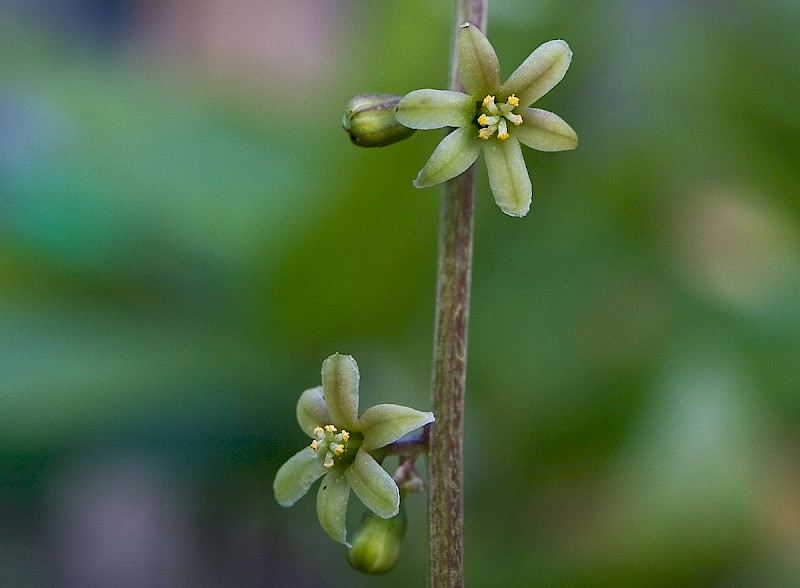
[428, 2, 488, 586]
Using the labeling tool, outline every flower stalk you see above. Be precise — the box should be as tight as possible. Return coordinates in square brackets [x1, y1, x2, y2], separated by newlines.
[330, 0, 576, 580]
[428, 2, 488, 586]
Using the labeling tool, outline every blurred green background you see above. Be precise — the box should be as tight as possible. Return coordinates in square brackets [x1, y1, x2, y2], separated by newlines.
[2, 0, 799, 586]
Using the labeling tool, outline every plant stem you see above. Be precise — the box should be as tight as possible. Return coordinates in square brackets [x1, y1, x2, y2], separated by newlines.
[428, 1, 488, 586]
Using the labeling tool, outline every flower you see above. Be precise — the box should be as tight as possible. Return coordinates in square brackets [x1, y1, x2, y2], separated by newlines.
[273, 353, 434, 546]
[395, 22, 578, 217]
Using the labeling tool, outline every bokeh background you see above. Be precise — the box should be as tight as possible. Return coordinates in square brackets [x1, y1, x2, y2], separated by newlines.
[2, 0, 799, 586]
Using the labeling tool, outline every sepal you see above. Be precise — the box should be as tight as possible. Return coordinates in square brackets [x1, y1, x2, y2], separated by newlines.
[515, 108, 578, 151]
[321, 353, 360, 432]
[273, 447, 327, 507]
[296, 386, 330, 438]
[500, 40, 572, 107]
[483, 136, 532, 217]
[413, 127, 481, 188]
[359, 404, 434, 451]
[457, 23, 501, 98]
[316, 468, 352, 545]
[345, 448, 400, 519]
[396, 89, 474, 130]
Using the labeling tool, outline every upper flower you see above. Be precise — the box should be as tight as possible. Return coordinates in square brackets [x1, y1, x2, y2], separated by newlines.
[273, 353, 434, 546]
[395, 22, 578, 217]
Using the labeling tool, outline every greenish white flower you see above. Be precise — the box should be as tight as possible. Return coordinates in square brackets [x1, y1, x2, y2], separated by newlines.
[273, 353, 434, 546]
[396, 22, 578, 217]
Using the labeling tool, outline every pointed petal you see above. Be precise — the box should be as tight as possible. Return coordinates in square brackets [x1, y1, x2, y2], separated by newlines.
[515, 108, 578, 151]
[458, 23, 501, 98]
[274, 446, 327, 507]
[316, 468, 351, 545]
[396, 90, 475, 130]
[296, 386, 331, 437]
[359, 404, 435, 451]
[500, 40, 572, 107]
[321, 353, 360, 431]
[345, 448, 400, 519]
[483, 137, 532, 217]
[413, 127, 481, 189]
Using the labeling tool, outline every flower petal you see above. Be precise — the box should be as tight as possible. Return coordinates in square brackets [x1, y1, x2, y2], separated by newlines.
[413, 127, 481, 189]
[321, 353, 360, 432]
[316, 468, 351, 545]
[396, 90, 475, 130]
[500, 40, 572, 107]
[483, 137, 532, 217]
[359, 404, 435, 451]
[296, 386, 331, 437]
[458, 23, 501, 98]
[345, 448, 400, 519]
[515, 108, 578, 152]
[273, 446, 327, 507]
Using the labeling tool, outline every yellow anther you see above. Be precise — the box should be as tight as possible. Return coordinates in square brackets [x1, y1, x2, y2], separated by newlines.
[325, 424, 337, 433]
[507, 94, 520, 107]
[510, 114, 523, 126]
[313, 426, 324, 436]
[482, 95, 495, 107]
[310, 440, 319, 450]
[341, 430, 350, 441]
[333, 444, 345, 456]
[497, 119, 508, 140]
[478, 128, 493, 140]
[477, 113, 489, 126]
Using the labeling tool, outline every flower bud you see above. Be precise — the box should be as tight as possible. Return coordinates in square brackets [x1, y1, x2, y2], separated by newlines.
[342, 94, 415, 147]
[347, 503, 406, 574]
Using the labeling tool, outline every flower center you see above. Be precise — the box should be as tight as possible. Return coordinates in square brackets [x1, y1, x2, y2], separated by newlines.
[476, 95, 523, 141]
[310, 424, 362, 468]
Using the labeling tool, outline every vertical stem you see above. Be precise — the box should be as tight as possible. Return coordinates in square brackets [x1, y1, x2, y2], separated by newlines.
[429, 2, 488, 586]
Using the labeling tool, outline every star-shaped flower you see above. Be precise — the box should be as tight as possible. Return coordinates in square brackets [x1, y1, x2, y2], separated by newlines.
[273, 353, 434, 546]
[396, 23, 578, 217]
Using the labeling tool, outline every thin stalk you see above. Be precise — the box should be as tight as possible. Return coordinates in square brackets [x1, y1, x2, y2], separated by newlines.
[428, 1, 488, 586]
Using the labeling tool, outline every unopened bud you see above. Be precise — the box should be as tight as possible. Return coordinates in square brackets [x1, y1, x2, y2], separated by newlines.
[342, 94, 415, 147]
[347, 503, 406, 574]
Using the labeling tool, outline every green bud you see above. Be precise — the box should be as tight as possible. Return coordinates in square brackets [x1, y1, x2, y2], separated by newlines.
[347, 502, 406, 575]
[342, 94, 416, 147]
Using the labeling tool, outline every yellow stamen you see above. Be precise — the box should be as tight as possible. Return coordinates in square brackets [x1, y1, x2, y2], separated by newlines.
[324, 424, 337, 433]
[507, 94, 519, 107]
[341, 430, 350, 441]
[477, 113, 488, 126]
[333, 444, 345, 456]
[313, 426, 324, 436]
[498, 119, 509, 140]
[310, 440, 319, 450]
[482, 95, 495, 107]
[478, 128, 493, 140]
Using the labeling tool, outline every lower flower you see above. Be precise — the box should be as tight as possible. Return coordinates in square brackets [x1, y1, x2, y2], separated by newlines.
[273, 354, 434, 545]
